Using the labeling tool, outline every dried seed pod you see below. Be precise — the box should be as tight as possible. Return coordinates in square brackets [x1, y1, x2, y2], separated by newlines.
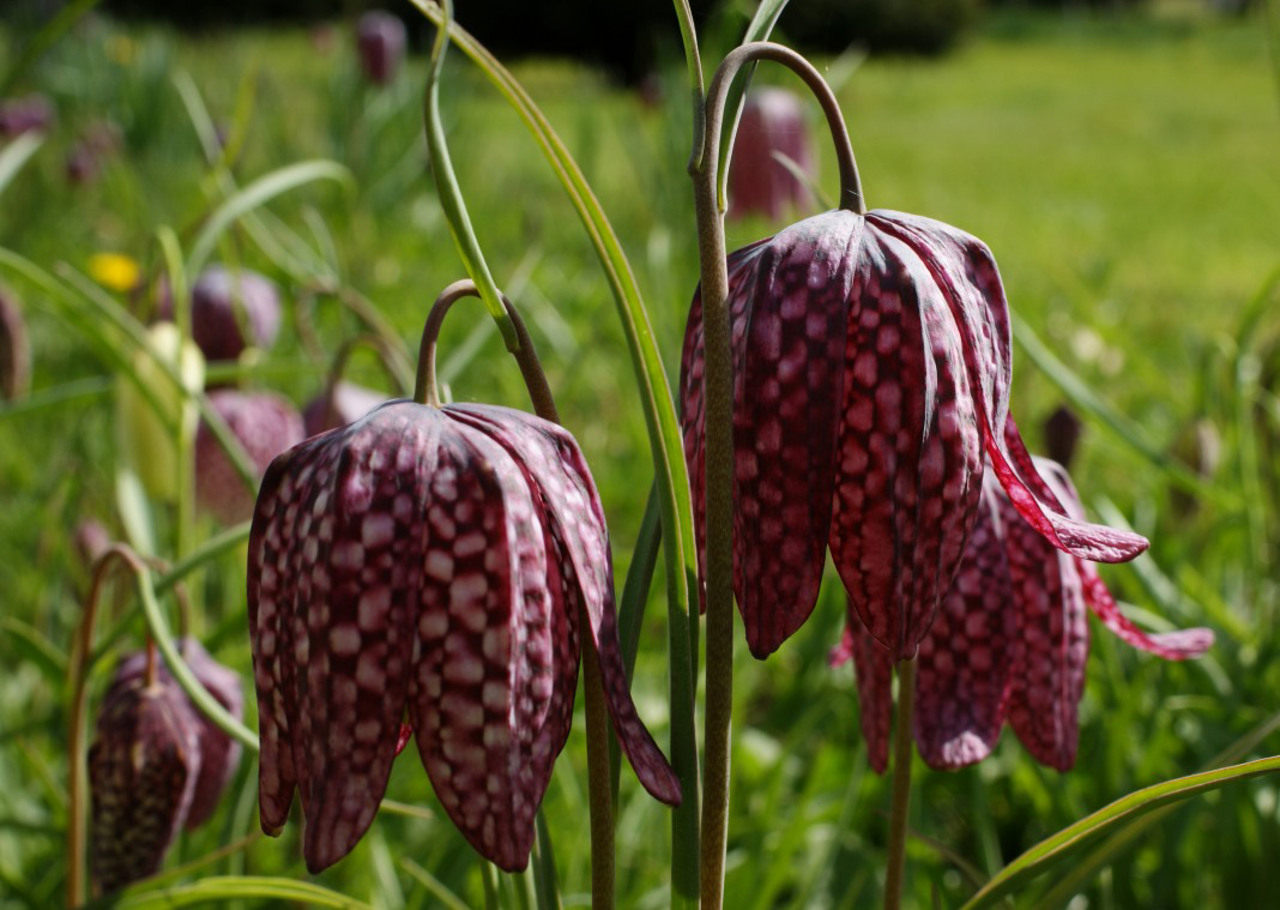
[190, 266, 281, 362]
[88, 679, 200, 894]
[0, 288, 30, 401]
[196, 389, 304, 525]
[110, 639, 244, 830]
[356, 11, 407, 86]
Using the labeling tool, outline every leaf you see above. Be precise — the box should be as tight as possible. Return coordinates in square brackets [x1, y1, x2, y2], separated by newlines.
[186, 159, 353, 276]
[0, 132, 43, 199]
[1012, 314, 1239, 508]
[961, 754, 1280, 908]
[400, 859, 472, 910]
[114, 876, 372, 909]
[0, 617, 67, 684]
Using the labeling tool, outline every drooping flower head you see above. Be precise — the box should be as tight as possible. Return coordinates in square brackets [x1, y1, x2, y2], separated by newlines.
[728, 87, 814, 221]
[680, 208, 1149, 661]
[88, 676, 200, 894]
[249, 400, 679, 873]
[833, 455, 1213, 773]
[196, 389, 305, 525]
[110, 638, 245, 829]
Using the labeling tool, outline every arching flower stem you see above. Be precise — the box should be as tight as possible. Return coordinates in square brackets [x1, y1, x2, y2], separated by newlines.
[691, 42, 865, 909]
[414, 278, 616, 908]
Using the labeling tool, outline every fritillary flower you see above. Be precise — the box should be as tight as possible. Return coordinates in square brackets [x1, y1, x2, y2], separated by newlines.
[834, 456, 1213, 772]
[248, 400, 679, 873]
[680, 208, 1149, 660]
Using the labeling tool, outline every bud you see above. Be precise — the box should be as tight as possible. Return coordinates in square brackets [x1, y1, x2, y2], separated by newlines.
[110, 639, 244, 830]
[1042, 404, 1083, 471]
[0, 93, 53, 138]
[356, 11, 407, 86]
[728, 88, 814, 221]
[88, 679, 200, 893]
[195, 389, 304, 524]
[115, 322, 205, 502]
[190, 266, 281, 362]
[0, 288, 31, 400]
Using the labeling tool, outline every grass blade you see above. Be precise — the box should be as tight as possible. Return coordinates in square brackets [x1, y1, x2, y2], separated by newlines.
[186, 159, 353, 276]
[113, 876, 372, 909]
[961, 754, 1280, 908]
[0, 132, 43, 199]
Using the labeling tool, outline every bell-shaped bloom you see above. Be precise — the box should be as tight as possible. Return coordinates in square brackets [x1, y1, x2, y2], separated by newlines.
[248, 400, 680, 873]
[833, 457, 1214, 773]
[196, 389, 305, 525]
[679, 209, 1149, 661]
[88, 677, 200, 894]
[728, 87, 814, 221]
[110, 639, 245, 829]
[0, 287, 30, 401]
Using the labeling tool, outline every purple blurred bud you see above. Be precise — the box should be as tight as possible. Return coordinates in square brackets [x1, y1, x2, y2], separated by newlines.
[728, 88, 814, 221]
[1042, 404, 1083, 471]
[196, 390, 305, 525]
[303, 381, 388, 437]
[190, 266, 281, 362]
[0, 94, 54, 139]
[357, 11, 407, 86]
[0, 288, 30, 400]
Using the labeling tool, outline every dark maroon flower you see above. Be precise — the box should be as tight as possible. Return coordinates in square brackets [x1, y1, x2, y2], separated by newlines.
[356, 11, 407, 86]
[0, 287, 30, 401]
[834, 457, 1213, 772]
[111, 639, 244, 829]
[680, 209, 1149, 661]
[303, 381, 387, 436]
[728, 87, 814, 221]
[248, 400, 679, 873]
[1042, 403, 1083, 470]
[191, 266, 281, 362]
[196, 390, 305, 525]
[0, 94, 53, 138]
[88, 677, 199, 893]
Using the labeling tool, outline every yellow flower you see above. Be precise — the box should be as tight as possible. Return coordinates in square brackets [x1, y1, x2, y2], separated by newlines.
[89, 253, 141, 294]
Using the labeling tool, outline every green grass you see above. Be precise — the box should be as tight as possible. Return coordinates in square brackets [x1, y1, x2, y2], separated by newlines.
[1, 6, 1279, 908]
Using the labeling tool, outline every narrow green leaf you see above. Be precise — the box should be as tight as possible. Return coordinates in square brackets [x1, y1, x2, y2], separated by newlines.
[114, 876, 372, 909]
[0, 617, 67, 683]
[187, 159, 353, 276]
[0, 375, 111, 420]
[116, 462, 158, 557]
[961, 755, 1280, 908]
[1012, 315, 1239, 508]
[0, 132, 43, 199]
[401, 858, 473, 910]
[153, 521, 251, 597]
[715, 0, 793, 211]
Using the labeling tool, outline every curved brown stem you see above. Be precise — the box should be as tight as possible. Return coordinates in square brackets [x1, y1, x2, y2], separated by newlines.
[414, 279, 557, 422]
[67, 544, 149, 907]
[705, 42, 865, 214]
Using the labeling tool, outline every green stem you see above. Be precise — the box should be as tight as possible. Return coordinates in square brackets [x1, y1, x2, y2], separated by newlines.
[424, 0, 518, 350]
[884, 659, 917, 910]
[669, 0, 707, 174]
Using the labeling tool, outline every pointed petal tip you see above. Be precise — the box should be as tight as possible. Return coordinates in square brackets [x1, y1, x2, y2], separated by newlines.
[1145, 627, 1215, 659]
[917, 731, 997, 772]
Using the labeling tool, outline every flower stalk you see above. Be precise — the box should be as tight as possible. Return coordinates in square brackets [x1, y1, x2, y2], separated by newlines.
[884, 659, 917, 910]
[691, 41, 865, 908]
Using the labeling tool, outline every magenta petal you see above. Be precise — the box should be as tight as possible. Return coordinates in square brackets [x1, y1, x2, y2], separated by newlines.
[829, 224, 984, 659]
[733, 213, 862, 656]
[1002, 493, 1089, 772]
[872, 211, 1146, 565]
[914, 476, 1015, 770]
[408, 420, 550, 873]
[248, 454, 303, 835]
[451, 405, 681, 806]
[1079, 562, 1214, 658]
[837, 607, 893, 774]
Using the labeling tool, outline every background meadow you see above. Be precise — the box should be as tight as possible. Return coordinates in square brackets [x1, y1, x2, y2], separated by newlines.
[1, 2, 1279, 907]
